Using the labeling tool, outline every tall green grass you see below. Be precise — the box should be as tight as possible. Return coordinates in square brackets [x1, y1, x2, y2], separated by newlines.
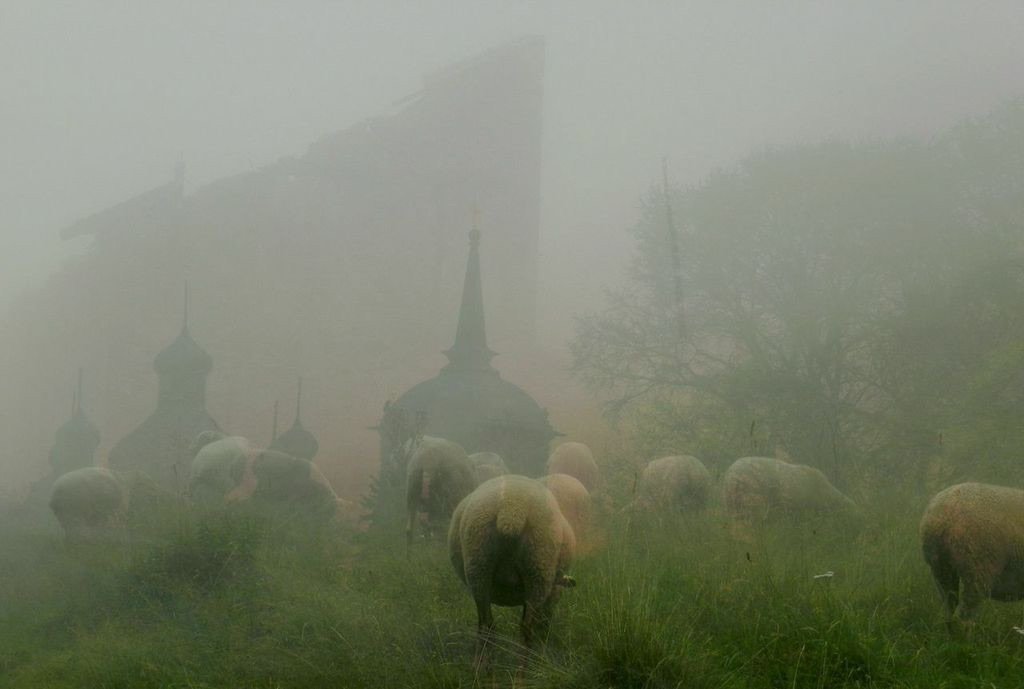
[2, 497, 1024, 688]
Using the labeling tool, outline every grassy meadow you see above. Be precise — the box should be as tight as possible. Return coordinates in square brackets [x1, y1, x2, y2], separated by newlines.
[2, 477, 1024, 689]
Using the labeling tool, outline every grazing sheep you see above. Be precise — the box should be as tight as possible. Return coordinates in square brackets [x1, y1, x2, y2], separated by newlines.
[635, 455, 712, 513]
[722, 456, 856, 532]
[448, 475, 576, 664]
[405, 436, 476, 546]
[50, 467, 127, 544]
[188, 433, 251, 507]
[229, 448, 341, 522]
[920, 482, 1024, 624]
[49, 467, 170, 544]
[469, 451, 508, 484]
[540, 473, 591, 546]
[546, 442, 599, 492]
[189, 433, 345, 524]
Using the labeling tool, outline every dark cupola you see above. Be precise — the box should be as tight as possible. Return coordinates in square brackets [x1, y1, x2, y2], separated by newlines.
[108, 285, 221, 492]
[378, 221, 557, 485]
[49, 369, 101, 477]
[270, 377, 319, 460]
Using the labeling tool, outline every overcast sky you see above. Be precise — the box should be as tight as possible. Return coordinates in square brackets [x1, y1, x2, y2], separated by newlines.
[3, 2, 1023, 335]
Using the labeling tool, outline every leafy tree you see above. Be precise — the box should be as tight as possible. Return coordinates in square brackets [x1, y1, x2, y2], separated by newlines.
[573, 102, 1024, 486]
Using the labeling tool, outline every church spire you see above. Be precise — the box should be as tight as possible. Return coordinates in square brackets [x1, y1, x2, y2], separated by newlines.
[443, 211, 495, 371]
[50, 368, 101, 476]
[269, 376, 319, 460]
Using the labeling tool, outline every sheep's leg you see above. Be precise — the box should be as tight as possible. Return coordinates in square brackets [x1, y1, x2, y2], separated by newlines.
[520, 585, 554, 650]
[954, 575, 989, 628]
[473, 595, 496, 673]
[926, 554, 960, 623]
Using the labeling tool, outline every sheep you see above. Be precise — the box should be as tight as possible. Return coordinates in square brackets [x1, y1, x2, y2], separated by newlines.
[448, 475, 576, 666]
[920, 482, 1024, 625]
[405, 436, 476, 547]
[468, 451, 508, 485]
[188, 433, 251, 507]
[539, 473, 591, 547]
[229, 448, 342, 523]
[722, 456, 856, 535]
[189, 433, 347, 525]
[634, 455, 712, 513]
[546, 441, 599, 492]
[49, 466, 170, 544]
[49, 467, 127, 544]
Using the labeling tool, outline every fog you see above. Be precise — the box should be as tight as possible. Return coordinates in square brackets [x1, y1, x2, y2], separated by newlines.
[4, 4, 1024, 684]
[4, 2, 1023, 330]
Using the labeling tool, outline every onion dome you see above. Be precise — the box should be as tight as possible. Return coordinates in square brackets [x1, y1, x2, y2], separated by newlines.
[379, 225, 557, 480]
[270, 377, 319, 460]
[108, 287, 221, 492]
[49, 369, 101, 476]
[154, 285, 212, 377]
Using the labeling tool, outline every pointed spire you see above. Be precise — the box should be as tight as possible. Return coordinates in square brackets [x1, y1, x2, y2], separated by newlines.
[443, 209, 495, 371]
[269, 377, 319, 460]
[51, 368, 101, 476]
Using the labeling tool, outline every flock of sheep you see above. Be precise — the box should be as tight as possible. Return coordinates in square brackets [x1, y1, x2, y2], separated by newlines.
[42, 429, 1024, 668]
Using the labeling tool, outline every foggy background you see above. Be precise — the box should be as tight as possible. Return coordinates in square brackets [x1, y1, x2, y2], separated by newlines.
[4, 2, 1023, 341]
[3, 2, 1024, 499]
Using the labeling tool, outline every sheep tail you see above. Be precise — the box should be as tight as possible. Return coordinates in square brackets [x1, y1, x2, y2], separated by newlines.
[495, 500, 528, 539]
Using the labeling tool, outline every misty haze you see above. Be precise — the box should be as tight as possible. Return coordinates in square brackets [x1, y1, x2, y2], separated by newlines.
[3, 3, 1024, 687]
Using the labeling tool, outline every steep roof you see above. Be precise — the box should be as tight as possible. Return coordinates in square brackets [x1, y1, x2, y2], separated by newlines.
[443, 226, 495, 371]
[60, 162, 184, 240]
[385, 228, 556, 475]
[269, 378, 319, 460]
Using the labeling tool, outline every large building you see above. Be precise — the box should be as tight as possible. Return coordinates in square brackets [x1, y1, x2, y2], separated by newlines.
[378, 228, 557, 487]
[0, 38, 547, 495]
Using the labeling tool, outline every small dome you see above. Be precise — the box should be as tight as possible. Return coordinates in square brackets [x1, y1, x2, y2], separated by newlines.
[270, 419, 319, 461]
[50, 409, 101, 475]
[378, 226, 557, 478]
[154, 329, 213, 376]
[395, 369, 551, 434]
[54, 410, 101, 451]
[390, 367, 556, 474]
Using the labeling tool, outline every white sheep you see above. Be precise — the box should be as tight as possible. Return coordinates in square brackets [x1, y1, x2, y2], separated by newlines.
[539, 473, 592, 547]
[920, 482, 1024, 625]
[405, 436, 476, 547]
[722, 456, 856, 535]
[546, 442, 599, 492]
[49, 466, 169, 544]
[634, 455, 712, 513]
[448, 475, 576, 665]
[189, 432, 349, 525]
[468, 451, 508, 485]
